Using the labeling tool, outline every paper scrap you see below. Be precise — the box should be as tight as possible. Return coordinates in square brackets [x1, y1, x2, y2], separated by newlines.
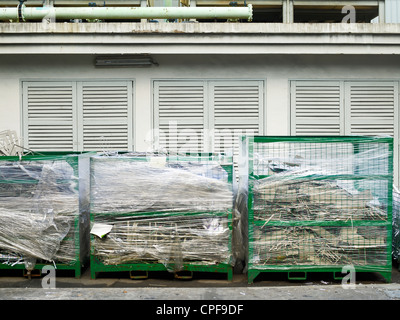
[149, 156, 166, 168]
[90, 223, 113, 238]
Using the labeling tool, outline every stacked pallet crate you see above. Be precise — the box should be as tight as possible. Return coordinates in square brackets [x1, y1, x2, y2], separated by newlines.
[238, 136, 393, 283]
[0, 152, 90, 278]
[89, 153, 234, 279]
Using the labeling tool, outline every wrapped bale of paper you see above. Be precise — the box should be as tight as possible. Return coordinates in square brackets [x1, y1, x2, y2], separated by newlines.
[253, 172, 387, 222]
[90, 157, 232, 214]
[92, 213, 231, 270]
[0, 159, 79, 269]
[250, 171, 388, 267]
[251, 225, 387, 267]
[90, 155, 233, 270]
[245, 138, 391, 270]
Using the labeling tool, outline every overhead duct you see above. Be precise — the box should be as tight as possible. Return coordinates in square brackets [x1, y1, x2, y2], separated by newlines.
[0, 4, 253, 21]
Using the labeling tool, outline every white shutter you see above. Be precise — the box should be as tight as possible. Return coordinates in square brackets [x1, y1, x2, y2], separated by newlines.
[291, 80, 399, 186]
[210, 81, 263, 166]
[154, 81, 205, 153]
[23, 82, 76, 151]
[78, 81, 133, 151]
[291, 81, 343, 136]
[346, 82, 397, 136]
[23, 80, 134, 152]
[346, 81, 399, 187]
[153, 79, 264, 162]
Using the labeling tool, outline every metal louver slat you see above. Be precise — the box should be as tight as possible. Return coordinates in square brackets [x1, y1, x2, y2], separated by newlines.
[23, 82, 76, 151]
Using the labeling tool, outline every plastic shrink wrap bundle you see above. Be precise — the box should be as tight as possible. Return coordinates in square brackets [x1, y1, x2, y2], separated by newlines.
[393, 187, 400, 265]
[236, 136, 393, 283]
[0, 154, 90, 276]
[90, 154, 234, 276]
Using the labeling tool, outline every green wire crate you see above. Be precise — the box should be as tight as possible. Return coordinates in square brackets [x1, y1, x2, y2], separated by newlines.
[89, 153, 234, 280]
[239, 136, 393, 284]
[393, 188, 400, 269]
[0, 152, 91, 278]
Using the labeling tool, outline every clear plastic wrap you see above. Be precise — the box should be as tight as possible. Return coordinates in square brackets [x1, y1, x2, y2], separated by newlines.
[0, 155, 83, 270]
[393, 187, 400, 262]
[90, 154, 234, 271]
[237, 136, 393, 273]
[92, 213, 231, 271]
[253, 176, 388, 222]
[90, 156, 232, 214]
[252, 225, 388, 267]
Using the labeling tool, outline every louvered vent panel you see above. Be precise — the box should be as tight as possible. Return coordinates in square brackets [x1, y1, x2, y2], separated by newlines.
[156, 83, 205, 153]
[349, 83, 395, 136]
[25, 83, 75, 151]
[293, 82, 342, 136]
[81, 83, 131, 151]
[212, 82, 262, 155]
[291, 80, 399, 186]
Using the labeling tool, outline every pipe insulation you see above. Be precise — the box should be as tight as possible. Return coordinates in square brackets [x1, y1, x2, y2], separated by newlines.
[0, 5, 253, 21]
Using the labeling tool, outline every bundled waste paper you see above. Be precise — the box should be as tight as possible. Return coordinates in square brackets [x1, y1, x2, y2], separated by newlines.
[237, 137, 392, 271]
[90, 154, 234, 271]
[0, 157, 81, 271]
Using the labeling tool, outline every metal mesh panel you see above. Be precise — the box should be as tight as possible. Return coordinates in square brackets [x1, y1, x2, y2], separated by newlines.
[253, 179, 388, 222]
[393, 189, 400, 261]
[0, 154, 88, 274]
[243, 136, 393, 280]
[252, 225, 388, 267]
[92, 213, 230, 268]
[89, 154, 234, 276]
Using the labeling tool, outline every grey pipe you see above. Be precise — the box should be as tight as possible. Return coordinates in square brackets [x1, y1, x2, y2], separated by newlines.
[0, 4, 253, 21]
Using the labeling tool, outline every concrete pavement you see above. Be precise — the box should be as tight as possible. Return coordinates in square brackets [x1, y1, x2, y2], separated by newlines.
[1, 283, 400, 300]
[1, 263, 400, 301]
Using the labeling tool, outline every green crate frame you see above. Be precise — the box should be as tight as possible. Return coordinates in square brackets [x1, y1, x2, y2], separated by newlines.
[89, 153, 234, 280]
[0, 151, 91, 278]
[243, 136, 394, 284]
[393, 190, 400, 270]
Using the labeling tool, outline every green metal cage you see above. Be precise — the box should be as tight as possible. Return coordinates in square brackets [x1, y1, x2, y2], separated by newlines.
[240, 136, 393, 284]
[0, 152, 91, 278]
[393, 188, 400, 269]
[89, 153, 234, 280]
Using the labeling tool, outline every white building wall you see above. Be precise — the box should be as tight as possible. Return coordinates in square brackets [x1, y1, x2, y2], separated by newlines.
[386, 0, 400, 22]
[1, 53, 400, 151]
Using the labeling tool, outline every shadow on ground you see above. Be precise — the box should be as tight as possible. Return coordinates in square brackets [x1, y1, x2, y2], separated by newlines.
[1, 260, 399, 289]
